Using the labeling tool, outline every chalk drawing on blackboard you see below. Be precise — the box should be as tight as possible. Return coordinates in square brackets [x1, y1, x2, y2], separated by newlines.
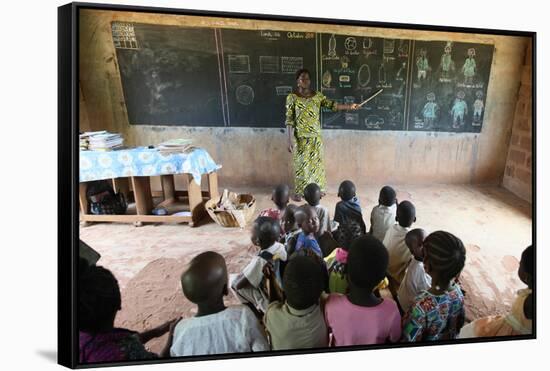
[322, 70, 333, 88]
[345, 113, 360, 126]
[345, 37, 359, 55]
[276, 86, 293, 96]
[398, 40, 409, 57]
[461, 48, 477, 85]
[281, 57, 304, 73]
[415, 48, 430, 87]
[365, 115, 384, 129]
[383, 39, 395, 54]
[396, 62, 407, 82]
[451, 90, 468, 128]
[236, 85, 255, 105]
[260, 56, 279, 73]
[111, 22, 139, 50]
[389, 110, 403, 126]
[328, 34, 337, 59]
[358, 64, 371, 87]
[362, 37, 377, 58]
[378, 64, 393, 88]
[438, 42, 455, 82]
[376, 95, 393, 110]
[472, 90, 484, 126]
[422, 92, 439, 129]
[228, 55, 251, 73]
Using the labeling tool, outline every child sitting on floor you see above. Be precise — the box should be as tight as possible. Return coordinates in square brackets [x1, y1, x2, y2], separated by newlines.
[232, 217, 287, 314]
[293, 205, 323, 258]
[397, 229, 431, 313]
[324, 220, 363, 294]
[334, 180, 366, 234]
[402, 231, 466, 342]
[280, 204, 301, 254]
[264, 255, 328, 350]
[259, 184, 290, 221]
[79, 259, 177, 363]
[383, 200, 417, 296]
[304, 183, 332, 237]
[171, 251, 269, 356]
[370, 186, 397, 242]
[324, 235, 402, 346]
[459, 245, 533, 338]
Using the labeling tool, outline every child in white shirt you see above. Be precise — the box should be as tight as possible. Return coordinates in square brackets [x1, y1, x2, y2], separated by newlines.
[370, 186, 397, 242]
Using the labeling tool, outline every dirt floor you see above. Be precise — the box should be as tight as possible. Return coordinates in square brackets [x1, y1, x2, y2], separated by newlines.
[80, 184, 532, 353]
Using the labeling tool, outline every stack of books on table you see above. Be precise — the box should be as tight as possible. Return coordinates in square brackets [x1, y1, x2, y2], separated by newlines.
[157, 138, 195, 155]
[87, 132, 124, 151]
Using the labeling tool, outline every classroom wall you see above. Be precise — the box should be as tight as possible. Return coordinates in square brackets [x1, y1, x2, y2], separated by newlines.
[79, 9, 530, 189]
[502, 42, 532, 203]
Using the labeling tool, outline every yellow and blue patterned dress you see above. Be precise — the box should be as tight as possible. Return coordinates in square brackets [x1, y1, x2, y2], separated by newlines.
[285, 91, 337, 195]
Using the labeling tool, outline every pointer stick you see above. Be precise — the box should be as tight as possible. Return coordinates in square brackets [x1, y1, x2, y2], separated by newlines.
[358, 89, 384, 107]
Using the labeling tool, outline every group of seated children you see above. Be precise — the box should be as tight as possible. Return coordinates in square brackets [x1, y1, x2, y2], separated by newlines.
[78, 181, 533, 362]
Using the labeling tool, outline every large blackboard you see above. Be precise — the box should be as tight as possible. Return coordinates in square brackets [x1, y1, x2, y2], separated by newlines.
[407, 41, 494, 133]
[113, 23, 224, 126]
[320, 34, 411, 130]
[220, 29, 317, 127]
[112, 22, 494, 132]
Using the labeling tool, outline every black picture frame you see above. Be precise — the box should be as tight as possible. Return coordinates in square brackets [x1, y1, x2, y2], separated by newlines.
[58, 2, 536, 368]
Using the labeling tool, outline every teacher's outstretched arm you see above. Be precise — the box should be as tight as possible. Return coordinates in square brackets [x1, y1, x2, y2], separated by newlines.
[335, 103, 360, 111]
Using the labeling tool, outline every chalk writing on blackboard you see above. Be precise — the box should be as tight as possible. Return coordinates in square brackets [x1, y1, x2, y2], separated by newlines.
[111, 22, 139, 49]
[236, 85, 254, 105]
[345, 113, 360, 126]
[228, 55, 250, 73]
[281, 56, 304, 73]
[260, 56, 279, 73]
[276, 86, 293, 96]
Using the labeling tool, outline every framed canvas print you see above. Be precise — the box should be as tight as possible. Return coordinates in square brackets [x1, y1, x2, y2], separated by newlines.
[58, 1, 535, 368]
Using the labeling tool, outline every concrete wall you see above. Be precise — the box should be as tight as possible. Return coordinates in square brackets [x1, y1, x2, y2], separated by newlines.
[502, 42, 532, 203]
[79, 9, 530, 189]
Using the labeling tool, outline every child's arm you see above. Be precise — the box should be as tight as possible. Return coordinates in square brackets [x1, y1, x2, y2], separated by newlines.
[159, 318, 180, 358]
[138, 317, 180, 344]
[233, 273, 252, 290]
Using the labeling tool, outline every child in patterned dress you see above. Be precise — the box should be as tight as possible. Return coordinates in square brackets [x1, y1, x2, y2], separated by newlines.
[401, 231, 466, 342]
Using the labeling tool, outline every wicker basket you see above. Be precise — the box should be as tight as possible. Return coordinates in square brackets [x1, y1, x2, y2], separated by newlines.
[205, 193, 256, 228]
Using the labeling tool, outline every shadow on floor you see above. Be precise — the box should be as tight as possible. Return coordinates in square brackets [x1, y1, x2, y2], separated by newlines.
[36, 350, 57, 363]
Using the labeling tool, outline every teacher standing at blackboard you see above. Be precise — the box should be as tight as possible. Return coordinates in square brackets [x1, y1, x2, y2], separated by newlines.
[285, 69, 359, 201]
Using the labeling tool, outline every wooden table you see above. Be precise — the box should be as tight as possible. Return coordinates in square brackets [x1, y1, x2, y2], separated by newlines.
[79, 172, 219, 227]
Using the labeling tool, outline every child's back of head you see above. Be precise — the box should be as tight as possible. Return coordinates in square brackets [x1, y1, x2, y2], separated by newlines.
[347, 235, 389, 292]
[423, 231, 465, 285]
[272, 184, 290, 210]
[304, 183, 321, 206]
[338, 180, 356, 202]
[379, 186, 397, 207]
[397, 200, 416, 228]
[181, 251, 228, 305]
[519, 245, 533, 289]
[283, 255, 324, 310]
[79, 263, 121, 333]
[254, 216, 281, 250]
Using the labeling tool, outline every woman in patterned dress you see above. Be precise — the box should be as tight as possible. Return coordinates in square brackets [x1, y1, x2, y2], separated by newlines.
[285, 69, 359, 201]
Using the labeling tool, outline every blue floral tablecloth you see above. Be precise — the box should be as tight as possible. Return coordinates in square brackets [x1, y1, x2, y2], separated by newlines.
[79, 147, 221, 185]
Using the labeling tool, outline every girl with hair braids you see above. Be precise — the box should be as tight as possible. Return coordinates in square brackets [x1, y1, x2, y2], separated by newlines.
[401, 231, 466, 342]
[78, 260, 179, 363]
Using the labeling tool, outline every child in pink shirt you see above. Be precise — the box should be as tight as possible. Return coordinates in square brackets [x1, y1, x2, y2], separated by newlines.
[324, 235, 401, 346]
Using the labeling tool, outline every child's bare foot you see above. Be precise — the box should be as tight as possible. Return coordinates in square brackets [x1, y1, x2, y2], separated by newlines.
[292, 194, 302, 202]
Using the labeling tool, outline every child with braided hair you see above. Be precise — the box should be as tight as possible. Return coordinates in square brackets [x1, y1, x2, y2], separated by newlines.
[401, 231, 466, 342]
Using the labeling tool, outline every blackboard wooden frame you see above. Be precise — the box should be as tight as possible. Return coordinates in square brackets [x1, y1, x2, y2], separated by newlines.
[59, 2, 536, 369]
